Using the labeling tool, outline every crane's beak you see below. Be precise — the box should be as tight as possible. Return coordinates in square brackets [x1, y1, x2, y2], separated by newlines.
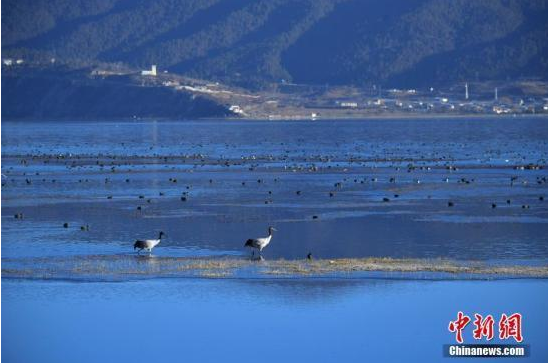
[272, 228, 277, 231]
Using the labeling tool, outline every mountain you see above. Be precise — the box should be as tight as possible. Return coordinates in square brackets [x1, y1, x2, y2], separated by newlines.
[2, 0, 548, 89]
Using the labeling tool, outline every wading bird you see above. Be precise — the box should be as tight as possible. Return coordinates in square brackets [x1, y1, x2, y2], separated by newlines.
[134, 231, 165, 254]
[245, 227, 277, 256]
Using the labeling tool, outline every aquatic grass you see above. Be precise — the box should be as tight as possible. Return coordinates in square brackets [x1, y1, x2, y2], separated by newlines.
[199, 270, 234, 278]
[2, 255, 548, 281]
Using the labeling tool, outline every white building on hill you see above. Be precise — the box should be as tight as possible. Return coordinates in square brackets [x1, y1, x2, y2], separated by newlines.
[141, 65, 157, 76]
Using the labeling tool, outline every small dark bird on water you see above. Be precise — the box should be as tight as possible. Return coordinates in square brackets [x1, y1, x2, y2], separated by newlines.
[134, 231, 165, 253]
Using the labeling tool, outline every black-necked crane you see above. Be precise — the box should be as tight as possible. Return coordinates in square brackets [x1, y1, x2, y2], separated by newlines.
[134, 231, 165, 253]
[245, 227, 277, 256]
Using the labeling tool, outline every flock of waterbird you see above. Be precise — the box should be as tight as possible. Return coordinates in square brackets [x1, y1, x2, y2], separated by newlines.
[3, 147, 546, 259]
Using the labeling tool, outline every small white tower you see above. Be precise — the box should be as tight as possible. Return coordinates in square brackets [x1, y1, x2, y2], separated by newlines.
[465, 83, 469, 100]
[494, 87, 498, 101]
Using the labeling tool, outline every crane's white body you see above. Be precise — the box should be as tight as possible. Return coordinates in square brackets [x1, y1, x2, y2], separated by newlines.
[134, 232, 164, 253]
[138, 239, 161, 251]
[247, 234, 272, 252]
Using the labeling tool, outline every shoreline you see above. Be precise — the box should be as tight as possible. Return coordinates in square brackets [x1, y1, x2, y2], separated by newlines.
[2, 113, 548, 123]
[230, 113, 548, 122]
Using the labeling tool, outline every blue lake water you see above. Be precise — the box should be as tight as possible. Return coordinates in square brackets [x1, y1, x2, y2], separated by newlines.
[2, 117, 548, 362]
[2, 278, 548, 363]
[2, 118, 548, 262]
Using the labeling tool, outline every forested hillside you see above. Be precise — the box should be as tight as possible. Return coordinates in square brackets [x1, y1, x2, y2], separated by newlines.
[2, 0, 548, 88]
[2, 67, 230, 119]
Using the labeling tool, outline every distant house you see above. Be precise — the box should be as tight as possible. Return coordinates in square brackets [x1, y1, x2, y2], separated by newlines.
[163, 80, 180, 87]
[141, 65, 157, 76]
[340, 102, 358, 108]
[229, 105, 245, 115]
[3, 59, 13, 66]
[493, 105, 511, 114]
[16, 59, 24, 64]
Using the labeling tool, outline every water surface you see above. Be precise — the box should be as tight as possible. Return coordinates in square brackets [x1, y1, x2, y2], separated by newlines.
[2, 118, 547, 262]
[2, 278, 547, 363]
[3, 117, 547, 362]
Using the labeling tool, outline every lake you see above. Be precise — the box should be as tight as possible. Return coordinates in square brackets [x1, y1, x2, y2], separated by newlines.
[2, 117, 548, 362]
